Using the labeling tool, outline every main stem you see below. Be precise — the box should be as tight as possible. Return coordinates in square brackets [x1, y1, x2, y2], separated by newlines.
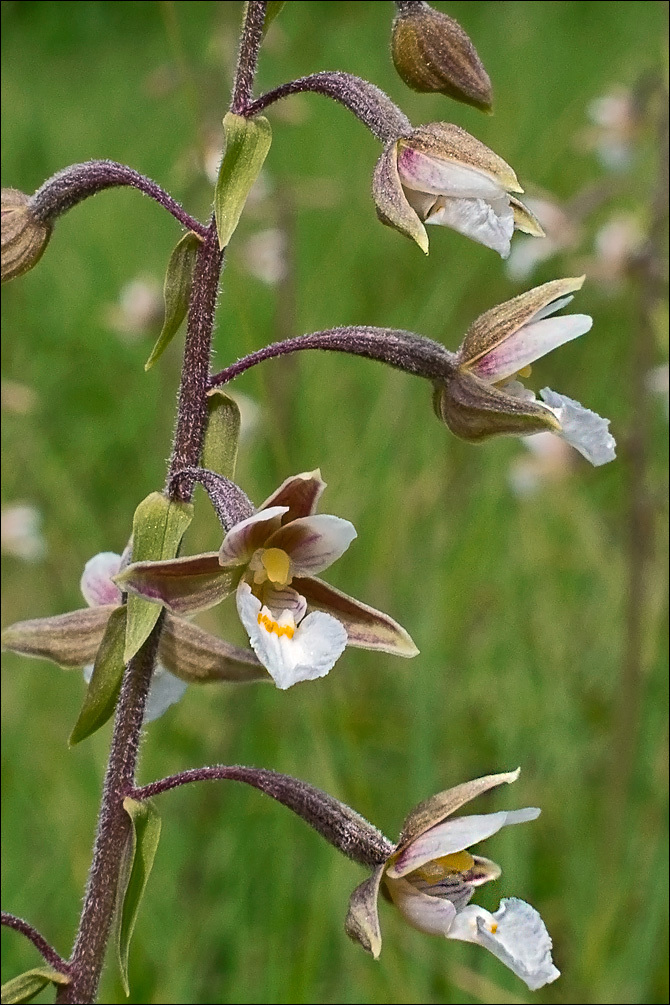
[56, 6, 263, 998]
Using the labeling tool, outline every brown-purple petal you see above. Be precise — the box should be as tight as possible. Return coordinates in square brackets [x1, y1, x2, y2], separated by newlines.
[344, 864, 386, 959]
[160, 615, 268, 683]
[1, 605, 116, 668]
[295, 577, 418, 656]
[117, 553, 240, 615]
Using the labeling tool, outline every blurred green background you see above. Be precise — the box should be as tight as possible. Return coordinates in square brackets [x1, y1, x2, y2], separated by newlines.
[1, 2, 668, 1003]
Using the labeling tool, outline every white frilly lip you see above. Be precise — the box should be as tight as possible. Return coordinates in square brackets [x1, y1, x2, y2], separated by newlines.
[425, 196, 515, 259]
[236, 581, 347, 690]
[446, 898, 561, 991]
[540, 387, 616, 466]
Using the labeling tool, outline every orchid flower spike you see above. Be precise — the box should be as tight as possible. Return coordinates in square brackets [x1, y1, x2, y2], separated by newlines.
[435, 276, 616, 466]
[346, 768, 560, 992]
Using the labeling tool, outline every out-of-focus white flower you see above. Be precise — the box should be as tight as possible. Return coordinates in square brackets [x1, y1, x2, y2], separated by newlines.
[646, 363, 669, 420]
[1, 504, 45, 562]
[508, 432, 575, 496]
[507, 196, 581, 281]
[104, 278, 163, 339]
[582, 88, 639, 172]
[1, 379, 38, 415]
[587, 214, 645, 285]
[239, 228, 288, 285]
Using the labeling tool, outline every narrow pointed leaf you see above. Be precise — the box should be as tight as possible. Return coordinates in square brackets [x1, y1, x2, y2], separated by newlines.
[214, 113, 272, 249]
[263, 1, 285, 35]
[117, 797, 162, 996]
[1, 605, 115, 668]
[118, 553, 240, 615]
[69, 606, 127, 745]
[1, 968, 70, 1004]
[160, 614, 267, 682]
[124, 493, 194, 663]
[144, 231, 201, 371]
[202, 390, 241, 479]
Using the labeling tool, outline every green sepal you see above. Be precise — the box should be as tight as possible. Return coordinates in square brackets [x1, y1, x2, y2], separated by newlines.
[124, 493, 194, 663]
[202, 389, 241, 480]
[214, 113, 272, 250]
[263, 1, 285, 35]
[1, 968, 70, 1004]
[69, 606, 127, 746]
[144, 231, 202, 371]
[116, 797, 162, 996]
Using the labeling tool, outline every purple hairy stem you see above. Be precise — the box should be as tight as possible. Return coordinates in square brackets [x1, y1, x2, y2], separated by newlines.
[1, 912, 70, 975]
[56, 618, 164, 1004]
[208, 325, 456, 389]
[230, 1, 268, 114]
[246, 71, 412, 143]
[169, 467, 254, 530]
[395, 1, 425, 14]
[29, 160, 208, 237]
[131, 766, 394, 868]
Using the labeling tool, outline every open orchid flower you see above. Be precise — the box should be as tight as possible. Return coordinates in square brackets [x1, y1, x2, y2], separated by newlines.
[436, 276, 616, 465]
[373, 122, 543, 257]
[117, 470, 418, 691]
[346, 769, 559, 992]
[80, 552, 187, 722]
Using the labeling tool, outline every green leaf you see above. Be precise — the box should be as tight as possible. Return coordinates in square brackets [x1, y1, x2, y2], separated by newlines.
[69, 606, 127, 745]
[214, 113, 272, 250]
[144, 231, 201, 371]
[1, 968, 69, 1004]
[202, 390, 241, 479]
[124, 493, 194, 663]
[263, 1, 285, 35]
[117, 797, 162, 996]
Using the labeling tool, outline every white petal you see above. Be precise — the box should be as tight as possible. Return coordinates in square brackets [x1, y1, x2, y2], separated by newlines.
[397, 147, 504, 199]
[471, 314, 592, 384]
[426, 197, 514, 258]
[540, 388, 616, 466]
[236, 582, 347, 690]
[389, 808, 541, 879]
[143, 665, 188, 722]
[80, 552, 123, 608]
[266, 515, 357, 577]
[219, 506, 289, 567]
[386, 877, 458, 938]
[447, 899, 560, 991]
[82, 661, 186, 723]
[530, 294, 575, 322]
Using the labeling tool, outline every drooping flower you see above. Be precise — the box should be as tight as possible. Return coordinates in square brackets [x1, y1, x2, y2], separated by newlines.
[346, 768, 560, 992]
[373, 122, 543, 257]
[435, 276, 616, 465]
[118, 470, 418, 690]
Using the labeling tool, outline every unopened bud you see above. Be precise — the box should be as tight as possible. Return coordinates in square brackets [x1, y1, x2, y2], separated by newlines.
[1, 188, 52, 283]
[392, 2, 492, 112]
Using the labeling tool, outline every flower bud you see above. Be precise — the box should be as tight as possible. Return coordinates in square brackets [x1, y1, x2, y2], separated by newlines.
[1, 188, 52, 283]
[392, 2, 492, 111]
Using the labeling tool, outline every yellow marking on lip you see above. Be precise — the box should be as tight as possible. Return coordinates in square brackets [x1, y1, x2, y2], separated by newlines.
[257, 612, 295, 639]
[518, 364, 532, 378]
[490, 922, 498, 934]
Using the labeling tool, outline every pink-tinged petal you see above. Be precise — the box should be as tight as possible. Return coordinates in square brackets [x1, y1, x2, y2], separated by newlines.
[219, 506, 289, 567]
[397, 769, 521, 849]
[295, 577, 418, 657]
[539, 388, 616, 466]
[471, 314, 593, 384]
[389, 808, 540, 879]
[116, 553, 240, 615]
[386, 876, 457, 938]
[266, 515, 357, 577]
[398, 146, 505, 199]
[236, 582, 347, 689]
[259, 470, 326, 521]
[2, 605, 116, 668]
[426, 196, 514, 258]
[345, 865, 386, 959]
[80, 552, 123, 607]
[447, 899, 560, 991]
